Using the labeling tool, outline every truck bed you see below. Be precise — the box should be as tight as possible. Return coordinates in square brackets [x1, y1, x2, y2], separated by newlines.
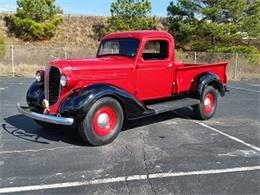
[175, 62, 227, 94]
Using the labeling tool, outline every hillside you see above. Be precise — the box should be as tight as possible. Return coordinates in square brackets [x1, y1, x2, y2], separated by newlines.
[0, 13, 109, 48]
[0, 13, 169, 48]
[0, 13, 258, 80]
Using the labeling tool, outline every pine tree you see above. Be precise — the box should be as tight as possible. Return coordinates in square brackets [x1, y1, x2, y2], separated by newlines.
[7, 0, 63, 41]
[167, 0, 260, 53]
[107, 0, 159, 32]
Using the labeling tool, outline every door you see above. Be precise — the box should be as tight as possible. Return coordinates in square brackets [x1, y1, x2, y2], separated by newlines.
[136, 39, 174, 100]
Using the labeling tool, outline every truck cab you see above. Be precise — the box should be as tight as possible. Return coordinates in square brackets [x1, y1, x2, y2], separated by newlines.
[98, 31, 176, 100]
[17, 31, 228, 146]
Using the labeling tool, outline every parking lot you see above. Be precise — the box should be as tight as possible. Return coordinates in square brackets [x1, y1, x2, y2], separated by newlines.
[0, 77, 259, 195]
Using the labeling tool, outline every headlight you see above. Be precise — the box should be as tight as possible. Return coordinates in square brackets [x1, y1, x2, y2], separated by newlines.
[60, 75, 67, 87]
[35, 71, 43, 82]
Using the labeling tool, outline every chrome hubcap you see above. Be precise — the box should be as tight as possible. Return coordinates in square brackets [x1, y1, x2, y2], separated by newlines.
[97, 113, 110, 128]
[204, 98, 211, 107]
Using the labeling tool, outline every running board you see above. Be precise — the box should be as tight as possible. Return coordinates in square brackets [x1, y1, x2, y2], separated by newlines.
[146, 97, 200, 114]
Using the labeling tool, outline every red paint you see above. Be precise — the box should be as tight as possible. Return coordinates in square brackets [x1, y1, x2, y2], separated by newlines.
[175, 63, 227, 94]
[93, 106, 117, 137]
[204, 93, 215, 113]
[40, 31, 227, 114]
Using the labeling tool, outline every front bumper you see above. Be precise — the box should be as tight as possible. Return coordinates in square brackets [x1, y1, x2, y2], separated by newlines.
[224, 85, 229, 92]
[17, 103, 74, 126]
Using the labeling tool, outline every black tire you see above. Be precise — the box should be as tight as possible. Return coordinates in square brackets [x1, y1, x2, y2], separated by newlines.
[78, 97, 124, 146]
[193, 86, 218, 120]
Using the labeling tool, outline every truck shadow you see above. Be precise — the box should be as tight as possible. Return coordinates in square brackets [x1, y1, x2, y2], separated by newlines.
[123, 107, 194, 130]
[2, 108, 194, 146]
[2, 115, 87, 146]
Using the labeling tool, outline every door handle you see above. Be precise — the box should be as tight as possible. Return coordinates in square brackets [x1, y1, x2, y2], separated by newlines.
[167, 63, 173, 68]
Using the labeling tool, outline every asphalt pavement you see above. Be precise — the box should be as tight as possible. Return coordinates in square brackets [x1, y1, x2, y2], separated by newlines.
[0, 77, 259, 195]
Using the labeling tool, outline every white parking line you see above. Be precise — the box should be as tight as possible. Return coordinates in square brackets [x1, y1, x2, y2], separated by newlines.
[194, 121, 260, 152]
[174, 111, 260, 152]
[0, 165, 259, 193]
[228, 86, 260, 93]
[248, 83, 260, 87]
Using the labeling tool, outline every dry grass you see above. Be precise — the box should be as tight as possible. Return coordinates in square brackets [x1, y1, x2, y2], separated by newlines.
[176, 51, 260, 81]
[0, 13, 166, 48]
[0, 13, 108, 47]
[0, 63, 44, 77]
[238, 73, 260, 80]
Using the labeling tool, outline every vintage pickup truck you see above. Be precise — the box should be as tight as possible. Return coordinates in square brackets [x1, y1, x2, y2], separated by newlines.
[17, 31, 228, 145]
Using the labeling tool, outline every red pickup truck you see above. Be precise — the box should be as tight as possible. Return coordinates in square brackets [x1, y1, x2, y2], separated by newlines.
[17, 31, 228, 145]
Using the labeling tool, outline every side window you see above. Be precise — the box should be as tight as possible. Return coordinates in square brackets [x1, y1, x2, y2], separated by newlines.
[142, 40, 168, 60]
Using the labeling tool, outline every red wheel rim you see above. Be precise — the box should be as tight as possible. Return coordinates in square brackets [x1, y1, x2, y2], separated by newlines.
[203, 93, 215, 113]
[93, 106, 117, 137]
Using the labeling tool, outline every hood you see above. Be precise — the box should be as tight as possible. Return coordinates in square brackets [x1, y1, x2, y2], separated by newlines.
[49, 56, 135, 73]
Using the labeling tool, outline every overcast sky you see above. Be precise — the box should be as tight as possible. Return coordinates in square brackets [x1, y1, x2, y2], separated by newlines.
[0, 0, 173, 16]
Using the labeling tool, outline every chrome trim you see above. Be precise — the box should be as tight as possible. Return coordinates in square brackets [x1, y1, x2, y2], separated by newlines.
[17, 103, 74, 126]
[45, 65, 62, 104]
[44, 65, 50, 101]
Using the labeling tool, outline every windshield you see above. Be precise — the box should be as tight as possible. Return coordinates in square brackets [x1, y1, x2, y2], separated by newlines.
[97, 38, 140, 58]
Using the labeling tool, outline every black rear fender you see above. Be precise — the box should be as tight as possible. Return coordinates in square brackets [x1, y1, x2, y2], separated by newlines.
[197, 72, 226, 100]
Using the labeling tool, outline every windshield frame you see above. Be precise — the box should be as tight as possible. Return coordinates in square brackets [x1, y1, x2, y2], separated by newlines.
[97, 38, 140, 58]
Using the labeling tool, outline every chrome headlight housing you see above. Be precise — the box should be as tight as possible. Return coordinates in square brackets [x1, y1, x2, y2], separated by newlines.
[35, 71, 44, 82]
[60, 75, 67, 87]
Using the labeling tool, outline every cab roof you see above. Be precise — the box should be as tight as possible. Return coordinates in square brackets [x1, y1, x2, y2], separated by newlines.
[101, 30, 173, 41]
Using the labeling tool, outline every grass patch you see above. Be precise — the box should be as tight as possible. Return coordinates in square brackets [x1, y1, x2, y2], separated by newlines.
[0, 64, 44, 77]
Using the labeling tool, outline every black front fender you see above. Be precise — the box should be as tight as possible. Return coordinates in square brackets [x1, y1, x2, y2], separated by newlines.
[197, 72, 226, 100]
[59, 84, 149, 120]
[26, 81, 44, 110]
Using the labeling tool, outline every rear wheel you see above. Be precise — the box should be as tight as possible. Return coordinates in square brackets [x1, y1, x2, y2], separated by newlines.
[78, 97, 124, 146]
[193, 86, 218, 120]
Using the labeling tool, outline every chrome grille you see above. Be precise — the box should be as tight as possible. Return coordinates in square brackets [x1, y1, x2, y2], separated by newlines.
[48, 66, 60, 105]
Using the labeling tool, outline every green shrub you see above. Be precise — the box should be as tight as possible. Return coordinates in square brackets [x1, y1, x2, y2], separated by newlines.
[6, 0, 63, 41]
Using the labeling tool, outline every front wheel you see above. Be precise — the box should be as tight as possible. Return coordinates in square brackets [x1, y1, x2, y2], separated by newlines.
[78, 97, 124, 146]
[193, 86, 218, 120]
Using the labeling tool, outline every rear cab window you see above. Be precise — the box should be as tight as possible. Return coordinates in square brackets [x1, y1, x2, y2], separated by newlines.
[142, 40, 169, 61]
